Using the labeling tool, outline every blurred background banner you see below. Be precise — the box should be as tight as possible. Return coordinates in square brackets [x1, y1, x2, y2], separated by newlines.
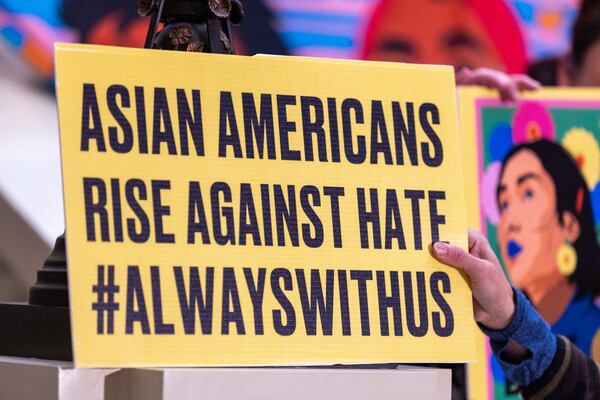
[0, 0, 581, 79]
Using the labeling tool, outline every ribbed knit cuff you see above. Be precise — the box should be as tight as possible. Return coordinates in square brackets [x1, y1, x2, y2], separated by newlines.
[478, 288, 557, 386]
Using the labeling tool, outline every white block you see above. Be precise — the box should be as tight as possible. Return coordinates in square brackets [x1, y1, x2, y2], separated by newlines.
[0, 357, 450, 400]
[109, 367, 451, 400]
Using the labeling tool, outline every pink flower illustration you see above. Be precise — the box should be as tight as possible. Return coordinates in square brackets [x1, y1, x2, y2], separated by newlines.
[512, 101, 555, 144]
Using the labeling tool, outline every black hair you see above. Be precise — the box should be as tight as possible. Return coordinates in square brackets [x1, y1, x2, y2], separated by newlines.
[572, 0, 600, 68]
[526, 57, 559, 86]
[498, 139, 600, 296]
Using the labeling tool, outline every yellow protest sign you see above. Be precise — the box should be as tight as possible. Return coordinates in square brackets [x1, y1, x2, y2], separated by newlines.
[55, 43, 475, 367]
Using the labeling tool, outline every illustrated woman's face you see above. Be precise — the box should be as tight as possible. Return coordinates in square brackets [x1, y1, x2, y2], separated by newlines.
[497, 150, 566, 290]
[364, 0, 506, 71]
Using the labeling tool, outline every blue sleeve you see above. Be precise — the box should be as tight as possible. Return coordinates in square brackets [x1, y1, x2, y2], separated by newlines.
[478, 288, 557, 386]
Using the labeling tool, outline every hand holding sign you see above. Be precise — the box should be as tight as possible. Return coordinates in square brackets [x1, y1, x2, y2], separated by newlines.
[456, 67, 540, 102]
[432, 229, 515, 331]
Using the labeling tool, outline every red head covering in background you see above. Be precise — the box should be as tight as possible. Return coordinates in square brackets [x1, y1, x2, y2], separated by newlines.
[362, 0, 528, 74]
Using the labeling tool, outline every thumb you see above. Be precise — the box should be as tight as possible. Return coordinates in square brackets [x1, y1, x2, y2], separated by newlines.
[432, 242, 482, 278]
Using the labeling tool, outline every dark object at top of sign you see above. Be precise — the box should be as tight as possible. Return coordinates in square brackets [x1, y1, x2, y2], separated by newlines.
[138, 0, 244, 54]
[208, 0, 232, 19]
[138, 0, 157, 16]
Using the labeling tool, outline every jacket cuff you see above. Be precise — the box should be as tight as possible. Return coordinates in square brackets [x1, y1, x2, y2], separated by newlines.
[478, 288, 557, 386]
[520, 336, 568, 398]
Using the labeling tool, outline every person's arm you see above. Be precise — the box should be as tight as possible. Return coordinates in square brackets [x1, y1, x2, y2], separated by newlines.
[432, 230, 600, 399]
[521, 335, 600, 399]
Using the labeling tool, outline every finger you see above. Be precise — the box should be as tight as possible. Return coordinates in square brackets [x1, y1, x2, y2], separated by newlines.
[500, 75, 541, 102]
[467, 229, 502, 266]
[456, 68, 528, 103]
[474, 72, 507, 90]
[467, 228, 483, 251]
[456, 68, 506, 89]
[499, 83, 520, 103]
[512, 74, 541, 91]
[471, 73, 517, 102]
[432, 242, 484, 277]
[454, 67, 473, 85]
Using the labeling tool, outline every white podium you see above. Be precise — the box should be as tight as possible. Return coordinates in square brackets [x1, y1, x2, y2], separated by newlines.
[0, 357, 451, 400]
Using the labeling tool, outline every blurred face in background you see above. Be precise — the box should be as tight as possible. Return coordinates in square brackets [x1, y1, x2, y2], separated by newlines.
[573, 40, 600, 86]
[567, 0, 600, 87]
[363, 0, 506, 70]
